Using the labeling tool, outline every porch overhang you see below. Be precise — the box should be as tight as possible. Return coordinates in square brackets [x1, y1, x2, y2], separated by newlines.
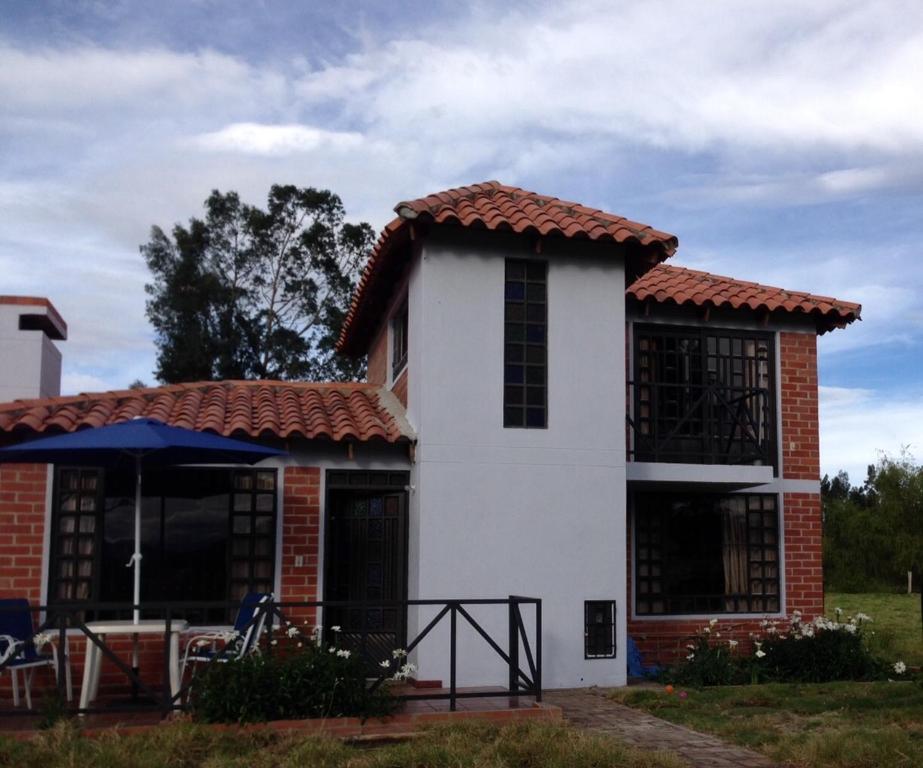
[626, 461, 774, 491]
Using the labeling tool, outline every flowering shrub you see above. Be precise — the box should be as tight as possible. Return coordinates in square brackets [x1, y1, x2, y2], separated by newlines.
[750, 610, 885, 683]
[662, 610, 898, 687]
[661, 619, 747, 686]
[190, 622, 410, 723]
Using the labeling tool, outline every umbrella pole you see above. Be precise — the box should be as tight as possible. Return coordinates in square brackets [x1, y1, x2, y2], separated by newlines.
[132, 456, 142, 699]
[133, 455, 142, 625]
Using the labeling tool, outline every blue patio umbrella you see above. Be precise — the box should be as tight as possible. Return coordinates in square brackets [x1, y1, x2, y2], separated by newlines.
[0, 418, 285, 623]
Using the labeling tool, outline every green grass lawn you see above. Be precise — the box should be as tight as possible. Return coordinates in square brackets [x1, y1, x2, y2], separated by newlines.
[826, 592, 923, 667]
[0, 721, 686, 768]
[613, 681, 923, 768]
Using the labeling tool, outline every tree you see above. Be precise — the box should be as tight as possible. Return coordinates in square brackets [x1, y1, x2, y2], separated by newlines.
[142, 185, 374, 383]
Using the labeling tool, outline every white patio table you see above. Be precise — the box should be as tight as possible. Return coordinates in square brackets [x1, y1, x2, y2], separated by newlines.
[78, 619, 189, 712]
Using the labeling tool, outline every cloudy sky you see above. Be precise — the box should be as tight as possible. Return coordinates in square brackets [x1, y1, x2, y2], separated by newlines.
[1, 0, 922, 480]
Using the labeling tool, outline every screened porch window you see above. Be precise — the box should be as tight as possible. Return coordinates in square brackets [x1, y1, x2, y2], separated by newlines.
[634, 493, 780, 616]
[630, 325, 775, 466]
[49, 466, 277, 621]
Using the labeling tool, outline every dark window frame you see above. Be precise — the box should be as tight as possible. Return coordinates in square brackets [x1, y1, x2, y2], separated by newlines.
[504, 258, 547, 429]
[633, 492, 781, 616]
[391, 299, 409, 380]
[631, 323, 776, 467]
[47, 466, 278, 619]
[584, 600, 617, 659]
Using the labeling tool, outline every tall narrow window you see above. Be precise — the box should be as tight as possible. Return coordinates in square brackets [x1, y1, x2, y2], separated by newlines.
[391, 300, 408, 379]
[584, 600, 616, 658]
[504, 259, 547, 428]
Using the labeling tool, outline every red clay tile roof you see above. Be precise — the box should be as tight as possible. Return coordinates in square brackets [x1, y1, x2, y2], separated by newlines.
[337, 181, 678, 355]
[0, 381, 412, 443]
[627, 264, 861, 333]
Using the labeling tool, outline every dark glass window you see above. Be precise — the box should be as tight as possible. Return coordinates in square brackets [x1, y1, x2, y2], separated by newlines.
[50, 469, 101, 602]
[49, 466, 277, 621]
[585, 600, 616, 658]
[391, 299, 408, 379]
[504, 259, 547, 428]
[632, 325, 774, 466]
[634, 493, 780, 616]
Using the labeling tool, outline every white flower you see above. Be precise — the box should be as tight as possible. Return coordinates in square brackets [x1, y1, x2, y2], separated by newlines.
[270, 639, 278, 646]
[843, 623, 857, 634]
[336, 649, 351, 658]
[709, 618, 718, 627]
[703, 627, 711, 634]
[894, 661, 907, 675]
[286, 626, 300, 638]
[329, 646, 337, 653]
[392, 648, 408, 659]
[728, 639, 738, 648]
[391, 662, 417, 681]
[379, 660, 391, 669]
[686, 653, 695, 660]
[855, 612, 872, 623]
[767, 625, 778, 635]
[835, 607, 843, 617]
[32, 632, 53, 649]
[331, 626, 342, 633]
[297, 642, 303, 648]
[755, 649, 766, 659]
[686, 643, 696, 650]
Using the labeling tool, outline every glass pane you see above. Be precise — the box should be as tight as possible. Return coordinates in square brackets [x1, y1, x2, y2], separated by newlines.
[78, 537, 94, 556]
[79, 516, 95, 533]
[505, 365, 524, 384]
[255, 494, 274, 512]
[231, 538, 249, 557]
[526, 261, 545, 281]
[81, 474, 98, 491]
[369, 497, 384, 517]
[525, 345, 546, 364]
[58, 561, 74, 579]
[256, 471, 275, 491]
[505, 261, 526, 280]
[526, 324, 545, 343]
[62, 471, 79, 491]
[57, 582, 73, 600]
[254, 516, 273, 533]
[59, 516, 76, 533]
[79, 496, 96, 512]
[61, 495, 77, 513]
[526, 408, 545, 427]
[505, 385, 524, 405]
[233, 516, 251, 534]
[254, 537, 272, 557]
[505, 303, 525, 322]
[254, 561, 272, 579]
[234, 473, 253, 490]
[231, 561, 249, 579]
[525, 366, 544, 385]
[234, 493, 252, 512]
[526, 283, 545, 302]
[505, 282, 525, 301]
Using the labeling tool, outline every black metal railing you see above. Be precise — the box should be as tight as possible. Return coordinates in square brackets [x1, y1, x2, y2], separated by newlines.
[627, 380, 775, 467]
[0, 596, 541, 718]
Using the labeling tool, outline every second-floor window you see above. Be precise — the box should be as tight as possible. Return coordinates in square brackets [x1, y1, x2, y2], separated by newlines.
[504, 259, 547, 428]
[631, 325, 775, 466]
[391, 299, 408, 379]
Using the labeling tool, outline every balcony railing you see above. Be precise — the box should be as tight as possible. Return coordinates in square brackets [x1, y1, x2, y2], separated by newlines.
[627, 380, 775, 467]
[0, 596, 541, 718]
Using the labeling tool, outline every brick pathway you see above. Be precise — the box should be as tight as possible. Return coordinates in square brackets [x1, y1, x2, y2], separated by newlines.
[544, 688, 778, 768]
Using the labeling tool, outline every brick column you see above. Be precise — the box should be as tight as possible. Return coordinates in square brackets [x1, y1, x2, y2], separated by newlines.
[779, 331, 823, 618]
[280, 466, 322, 627]
[0, 463, 47, 602]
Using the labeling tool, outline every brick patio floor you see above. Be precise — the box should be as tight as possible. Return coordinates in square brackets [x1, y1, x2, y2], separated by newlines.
[544, 688, 778, 768]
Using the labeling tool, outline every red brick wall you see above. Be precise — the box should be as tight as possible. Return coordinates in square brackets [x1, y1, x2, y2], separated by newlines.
[367, 327, 387, 386]
[392, 370, 408, 408]
[279, 466, 322, 627]
[779, 331, 820, 480]
[0, 463, 46, 602]
[627, 329, 825, 666]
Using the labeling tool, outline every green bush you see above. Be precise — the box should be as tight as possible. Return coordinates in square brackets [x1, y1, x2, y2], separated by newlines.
[660, 620, 746, 686]
[751, 613, 886, 683]
[662, 612, 895, 687]
[189, 641, 396, 723]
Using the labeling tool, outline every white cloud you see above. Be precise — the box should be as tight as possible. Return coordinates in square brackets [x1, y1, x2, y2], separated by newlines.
[819, 385, 923, 481]
[188, 123, 364, 156]
[60, 372, 111, 396]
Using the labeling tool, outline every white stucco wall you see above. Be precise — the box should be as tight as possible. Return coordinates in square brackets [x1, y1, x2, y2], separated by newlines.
[406, 231, 628, 689]
[0, 304, 63, 401]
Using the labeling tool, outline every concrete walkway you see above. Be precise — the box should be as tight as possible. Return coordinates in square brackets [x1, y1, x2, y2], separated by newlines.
[545, 688, 778, 768]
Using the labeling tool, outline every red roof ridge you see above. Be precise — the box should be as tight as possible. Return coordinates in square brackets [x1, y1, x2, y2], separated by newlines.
[340, 180, 678, 355]
[0, 380, 411, 444]
[627, 263, 861, 333]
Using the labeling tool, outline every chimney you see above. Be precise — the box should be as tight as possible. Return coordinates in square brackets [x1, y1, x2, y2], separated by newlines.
[0, 296, 67, 402]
